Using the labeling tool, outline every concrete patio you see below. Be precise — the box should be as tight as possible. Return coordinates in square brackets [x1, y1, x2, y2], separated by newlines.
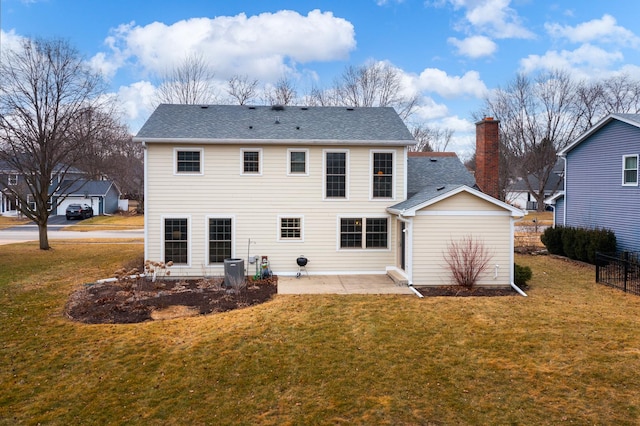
[277, 274, 414, 295]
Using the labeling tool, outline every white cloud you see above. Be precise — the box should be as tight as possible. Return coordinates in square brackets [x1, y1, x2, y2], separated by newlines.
[545, 14, 640, 48]
[434, 0, 534, 39]
[448, 35, 497, 58]
[520, 44, 624, 77]
[93, 10, 356, 82]
[114, 81, 157, 133]
[416, 68, 488, 98]
[0, 29, 25, 52]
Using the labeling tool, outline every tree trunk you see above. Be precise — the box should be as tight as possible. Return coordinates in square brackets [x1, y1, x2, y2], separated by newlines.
[38, 222, 50, 250]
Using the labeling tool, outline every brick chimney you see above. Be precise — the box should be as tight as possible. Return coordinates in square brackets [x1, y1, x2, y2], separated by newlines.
[475, 117, 500, 199]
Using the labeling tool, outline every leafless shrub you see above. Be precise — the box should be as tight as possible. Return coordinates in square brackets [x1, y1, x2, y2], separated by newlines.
[144, 260, 173, 282]
[444, 236, 492, 289]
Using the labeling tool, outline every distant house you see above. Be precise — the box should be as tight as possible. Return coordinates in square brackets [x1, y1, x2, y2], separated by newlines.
[0, 158, 122, 217]
[134, 105, 524, 287]
[507, 160, 564, 211]
[53, 179, 122, 216]
[549, 113, 640, 252]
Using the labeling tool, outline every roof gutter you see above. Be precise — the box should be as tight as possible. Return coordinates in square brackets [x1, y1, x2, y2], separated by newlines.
[133, 137, 416, 147]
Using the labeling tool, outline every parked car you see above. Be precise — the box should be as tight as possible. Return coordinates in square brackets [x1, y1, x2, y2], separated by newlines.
[66, 204, 94, 220]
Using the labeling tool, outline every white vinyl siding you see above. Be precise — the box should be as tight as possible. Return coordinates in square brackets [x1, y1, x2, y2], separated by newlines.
[145, 144, 404, 276]
[411, 192, 513, 287]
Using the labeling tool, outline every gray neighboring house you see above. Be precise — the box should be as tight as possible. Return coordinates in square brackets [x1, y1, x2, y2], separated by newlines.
[507, 160, 564, 211]
[548, 113, 640, 252]
[53, 179, 121, 216]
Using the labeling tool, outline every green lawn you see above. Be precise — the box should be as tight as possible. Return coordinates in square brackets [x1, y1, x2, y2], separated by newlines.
[1, 243, 639, 424]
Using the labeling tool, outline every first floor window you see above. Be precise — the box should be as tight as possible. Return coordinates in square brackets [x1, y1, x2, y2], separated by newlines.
[209, 218, 232, 263]
[164, 218, 188, 264]
[339, 217, 389, 249]
[623, 155, 638, 185]
[280, 217, 302, 240]
[176, 150, 201, 173]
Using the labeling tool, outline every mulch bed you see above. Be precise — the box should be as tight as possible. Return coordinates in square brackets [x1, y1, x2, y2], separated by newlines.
[416, 285, 520, 297]
[66, 276, 277, 324]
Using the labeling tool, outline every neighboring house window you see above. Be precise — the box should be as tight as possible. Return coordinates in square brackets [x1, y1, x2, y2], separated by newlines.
[8, 174, 18, 186]
[622, 155, 638, 186]
[241, 149, 262, 175]
[164, 218, 188, 264]
[325, 151, 347, 198]
[339, 217, 389, 249]
[175, 149, 203, 174]
[288, 149, 308, 175]
[279, 217, 302, 240]
[209, 218, 232, 263]
[372, 151, 394, 198]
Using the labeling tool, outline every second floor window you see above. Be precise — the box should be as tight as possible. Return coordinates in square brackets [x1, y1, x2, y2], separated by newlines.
[325, 151, 347, 198]
[372, 152, 393, 198]
[8, 174, 18, 186]
[176, 150, 201, 173]
[289, 150, 307, 174]
[242, 149, 261, 174]
[623, 154, 638, 185]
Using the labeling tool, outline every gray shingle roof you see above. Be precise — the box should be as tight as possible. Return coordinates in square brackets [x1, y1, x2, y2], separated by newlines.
[407, 153, 476, 198]
[55, 180, 116, 196]
[134, 104, 415, 145]
[389, 184, 467, 211]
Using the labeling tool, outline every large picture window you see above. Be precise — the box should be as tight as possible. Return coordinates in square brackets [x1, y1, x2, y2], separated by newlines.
[175, 149, 202, 173]
[164, 218, 188, 264]
[623, 154, 638, 186]
[325, 151, 347, 198]
[209, 218, 232, 263]
[372, 152, 393, 198]
[340, 217, 388, 249]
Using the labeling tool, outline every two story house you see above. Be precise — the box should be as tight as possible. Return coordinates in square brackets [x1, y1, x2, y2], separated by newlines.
[549, 113, 640, 252]
[135, 105, 523, 287]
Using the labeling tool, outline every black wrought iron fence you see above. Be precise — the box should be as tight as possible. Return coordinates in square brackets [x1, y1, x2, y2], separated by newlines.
[595, 251, 640, 296]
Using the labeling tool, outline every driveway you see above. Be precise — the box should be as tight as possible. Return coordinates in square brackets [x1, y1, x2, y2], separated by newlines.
[0, 216, 143, 245]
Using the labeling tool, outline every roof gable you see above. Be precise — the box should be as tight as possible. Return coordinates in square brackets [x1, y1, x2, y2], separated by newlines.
[134, 104, 416, 146]
[388, 184, 524, 217]
[559, 113, 640, 156]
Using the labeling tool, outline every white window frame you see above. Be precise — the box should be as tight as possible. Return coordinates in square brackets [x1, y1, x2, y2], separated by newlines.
[323, 149, 349, 200]
[173, 148, 204, 175]
[370, 150, 396, 200]
[206, 215, 235, 265]
[241, 148, 263, 176]
[287, 149, 309, 176]
[161, 215, 191, 266]
[336, 215, 391, 251]
[277, 215, 304, 242]
[622, 154, 638, 186]
[8, 174, 18, 186]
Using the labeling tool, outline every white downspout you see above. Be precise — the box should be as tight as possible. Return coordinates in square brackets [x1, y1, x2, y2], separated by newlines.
[397, 211, 423, 297]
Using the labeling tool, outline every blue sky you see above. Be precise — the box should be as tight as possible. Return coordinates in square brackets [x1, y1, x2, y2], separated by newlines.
[2, 0, 640, 156]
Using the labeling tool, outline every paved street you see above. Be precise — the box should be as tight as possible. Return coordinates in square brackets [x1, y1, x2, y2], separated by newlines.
[0, 216, 143, 245]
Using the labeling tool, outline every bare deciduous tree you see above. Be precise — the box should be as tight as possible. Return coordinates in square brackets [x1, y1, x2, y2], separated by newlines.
[0, 37, 111, 249]
[264, 76, 297, 106]
[155, 53, 218, 106]
[307, 62, 418, 120]
[226, 75, 259, 105]
[481, 70, 581, 209]
[410, 124, 454, 152]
